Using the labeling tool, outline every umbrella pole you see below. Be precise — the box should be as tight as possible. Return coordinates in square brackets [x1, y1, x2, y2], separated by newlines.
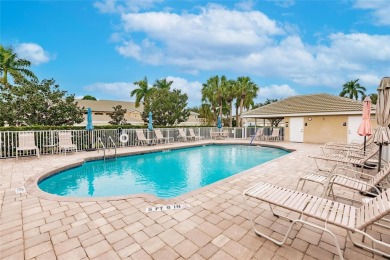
[363, 136, 366, 155]
[378, 144, 382, 172]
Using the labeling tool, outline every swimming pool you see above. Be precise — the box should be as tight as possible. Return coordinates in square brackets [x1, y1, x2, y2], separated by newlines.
[39, 145, 289, 198]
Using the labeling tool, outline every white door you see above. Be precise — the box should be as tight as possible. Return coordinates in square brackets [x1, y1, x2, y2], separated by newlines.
[289, 117, 304, 142]
[347, 116, 364, 144]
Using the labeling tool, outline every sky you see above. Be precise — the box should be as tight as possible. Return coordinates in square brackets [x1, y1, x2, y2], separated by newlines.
[1, 0, 390, 107]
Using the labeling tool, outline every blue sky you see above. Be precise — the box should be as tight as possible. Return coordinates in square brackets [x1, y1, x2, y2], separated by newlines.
[2, 0, 390, 107]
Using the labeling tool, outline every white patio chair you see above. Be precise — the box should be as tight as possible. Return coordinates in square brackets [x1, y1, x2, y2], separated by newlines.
[177, 128, 190, 142]
[188, 129, 204, 141]
[154, 129, 169, 144]
[58, 132, 77, 155]
[16, 132, 40, 159]
[136, 130, 155, 146]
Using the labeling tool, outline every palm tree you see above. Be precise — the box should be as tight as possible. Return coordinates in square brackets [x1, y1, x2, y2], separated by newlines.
[235, 76, 259, 127]
[0, 45, 36, 86]
[201, 75, 226, 122]
[339, 79, 366, 100]
[223, 79, 237, 127]
[153, 78, 173, 90]
[131, 76, 152, 108]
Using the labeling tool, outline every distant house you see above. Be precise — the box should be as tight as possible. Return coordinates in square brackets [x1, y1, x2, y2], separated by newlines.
[242, 93, 376, 144]
[178, 111, 202, 126]
[75, 99, 144, 126]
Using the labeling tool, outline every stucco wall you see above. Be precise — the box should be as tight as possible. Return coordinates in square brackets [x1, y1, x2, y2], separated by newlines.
[303, 115, 348, 143]
[284, 115, 377, 144]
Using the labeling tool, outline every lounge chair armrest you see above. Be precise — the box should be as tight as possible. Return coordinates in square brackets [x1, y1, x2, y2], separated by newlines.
[333, 166, 363, 178]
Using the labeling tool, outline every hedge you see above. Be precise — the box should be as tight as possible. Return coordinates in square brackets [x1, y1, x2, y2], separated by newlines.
[0, 124, 215, 132]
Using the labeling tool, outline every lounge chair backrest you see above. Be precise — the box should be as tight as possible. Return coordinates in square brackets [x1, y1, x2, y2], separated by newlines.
[154, 129, 164, 139]
[58, 132, 74, 146]
[356, 188, 390, 230]
[271, 128, 280, 136]
[18, 132, 36, 147]
[189, 129, 196, 137]
[369, 162, 390, 186]
[178, 128, 187, 137]
[255, 128, 263, 137]
[136, 130, 147, 141]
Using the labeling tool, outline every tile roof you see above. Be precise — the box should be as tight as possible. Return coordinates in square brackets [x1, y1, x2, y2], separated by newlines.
[75, 99, 143, 112]
[242, 93, 367, 117]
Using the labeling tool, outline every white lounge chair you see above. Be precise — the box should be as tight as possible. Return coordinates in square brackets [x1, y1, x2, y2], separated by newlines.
[221, 129, 229, 139]
[309, 146, 379, 172]
[58, 132, 77, 155]
[188, 129, 204, 141]
[296, 162, 390, 199]
[177, 128, 190, 142]
[266, 128, 281, 141]
[252, 128, 264, 141]
[243, 182, 390, 259]
[136, 130, 155, 146]
[16, 132, 40, 159]
[154, 129, 170, 144]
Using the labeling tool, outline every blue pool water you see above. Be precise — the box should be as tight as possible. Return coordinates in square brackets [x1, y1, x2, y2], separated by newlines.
[39, 145, 289, 198]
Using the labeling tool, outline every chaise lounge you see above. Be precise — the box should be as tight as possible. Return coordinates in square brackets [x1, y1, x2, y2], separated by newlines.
[243, 182, 390, 259]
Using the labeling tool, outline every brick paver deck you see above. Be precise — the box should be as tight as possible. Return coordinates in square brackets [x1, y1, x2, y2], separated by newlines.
[0, 140, 388, 259]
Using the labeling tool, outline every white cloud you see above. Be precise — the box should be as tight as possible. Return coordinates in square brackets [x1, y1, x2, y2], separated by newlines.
[267, 0, 295, 8]
[166, 76, 203, 107]
[101, 3, 389, 90]
[15, 43, 51, 65]
[83, 82, 134, 101]
[117, 5, 284, 65]
[94, 0, 163, 13]
[257, 84, 298, 101]
[353, 0, 390, 26]
[235, 0, 255, 11]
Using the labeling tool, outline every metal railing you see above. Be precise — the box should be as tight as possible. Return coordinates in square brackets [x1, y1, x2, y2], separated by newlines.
[97, 137, 106, 161]
[108, 136, 117, 159]
[0, 127, 281, 159]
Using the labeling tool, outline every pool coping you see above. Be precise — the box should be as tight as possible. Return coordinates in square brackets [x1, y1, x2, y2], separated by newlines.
[24, 141, 295, 204]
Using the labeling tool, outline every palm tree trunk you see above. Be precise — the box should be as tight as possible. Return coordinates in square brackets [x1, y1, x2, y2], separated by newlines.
[239, 97, 244, 127]
[235, 105, 239, 127]
[229, 101, 233, 127]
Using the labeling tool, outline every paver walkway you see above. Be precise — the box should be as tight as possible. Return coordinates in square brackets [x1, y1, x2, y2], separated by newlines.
[0, 140, 388, 259]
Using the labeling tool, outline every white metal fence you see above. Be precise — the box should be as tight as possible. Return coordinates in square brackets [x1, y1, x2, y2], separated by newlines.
[0, 127, 282, 159]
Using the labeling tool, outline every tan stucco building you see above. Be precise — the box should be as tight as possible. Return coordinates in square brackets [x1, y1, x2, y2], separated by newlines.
[75, 99, 145, 126]
[242, 93, 377, 144]
[178, 111, 202, 126]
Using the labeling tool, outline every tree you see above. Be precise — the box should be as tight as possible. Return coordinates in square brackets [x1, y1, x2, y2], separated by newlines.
[0, 45, 37, 86]
[131, 76, 152, 107]
[0, 78, 84, 126]
[224, 79, 237, 127]
[253, 98, 278, 109]
[109, 105, 127, 125]
[142, 88, 190, 126]
[235, 76, 259, 127]
[188, 105, 214, 125]
[153, 78, 173, 90]
[82, 95, 97, 101]
[361, 93, 378, 105]
[201, 75, 226, 123]
[339, 79, 366, 100]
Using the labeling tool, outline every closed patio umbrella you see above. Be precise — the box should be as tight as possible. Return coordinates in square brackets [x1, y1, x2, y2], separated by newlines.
[217, 116, 222, 129]
[373, 77, 390, 171]
[86, 108, 95, 151]
[148, 112, 153, 131]
[357, 96, 372, 153]
[147, 112, 153, 144]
